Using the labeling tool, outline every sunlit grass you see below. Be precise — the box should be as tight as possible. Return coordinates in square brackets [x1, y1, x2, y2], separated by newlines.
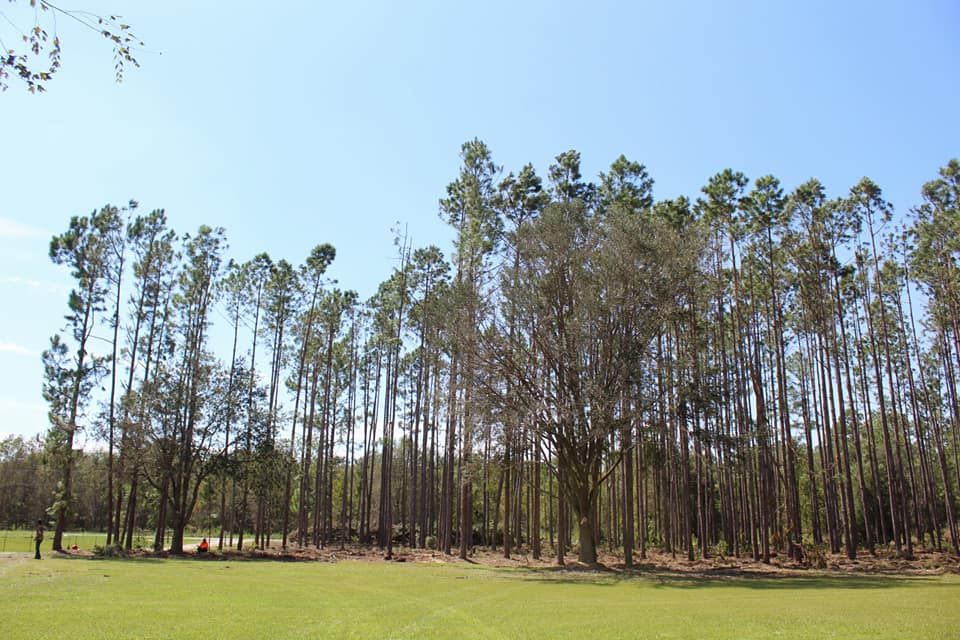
[1, 554, 958, 639]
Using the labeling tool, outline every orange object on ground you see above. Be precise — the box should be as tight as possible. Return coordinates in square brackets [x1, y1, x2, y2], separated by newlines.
[198, 538, 209, 553]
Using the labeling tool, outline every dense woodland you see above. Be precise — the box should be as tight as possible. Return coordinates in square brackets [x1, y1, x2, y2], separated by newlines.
[5, 141, 960, 566]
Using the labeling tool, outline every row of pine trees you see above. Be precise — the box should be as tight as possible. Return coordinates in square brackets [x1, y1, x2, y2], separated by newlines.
[41, 142, 960, 565]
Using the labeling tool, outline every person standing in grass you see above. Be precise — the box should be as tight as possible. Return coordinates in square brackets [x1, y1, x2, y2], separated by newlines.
[34, 520, 44, 560]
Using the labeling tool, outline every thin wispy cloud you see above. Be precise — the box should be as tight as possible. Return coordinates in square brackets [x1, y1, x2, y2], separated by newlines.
[0, 275, 63, 295]
[0, 216, 48, 240]
[0, 342, 35, 357]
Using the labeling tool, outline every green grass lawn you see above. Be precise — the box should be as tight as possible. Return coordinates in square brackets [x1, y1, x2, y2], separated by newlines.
[1, 554, 958, 639]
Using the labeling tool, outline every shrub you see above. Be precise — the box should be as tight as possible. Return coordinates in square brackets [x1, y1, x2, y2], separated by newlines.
[93, 544, 130, 558]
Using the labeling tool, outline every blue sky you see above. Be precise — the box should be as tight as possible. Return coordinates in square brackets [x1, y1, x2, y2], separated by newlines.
[1, 0, 958, 441]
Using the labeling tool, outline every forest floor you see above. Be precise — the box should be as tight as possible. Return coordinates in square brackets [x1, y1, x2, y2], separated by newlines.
[142, 541, 960, 579]
[1, 551, 958, 639]
[17, 528, 956, 578]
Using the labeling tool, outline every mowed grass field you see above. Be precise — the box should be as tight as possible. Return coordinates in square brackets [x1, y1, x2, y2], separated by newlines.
[1, 554, 958, 639]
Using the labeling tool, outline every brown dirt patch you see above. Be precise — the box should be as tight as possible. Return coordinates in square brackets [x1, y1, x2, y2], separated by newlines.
[75, 542, 960, 577]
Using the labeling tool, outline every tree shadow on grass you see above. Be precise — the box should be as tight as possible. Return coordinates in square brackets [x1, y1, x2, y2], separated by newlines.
[52, 552, 166, 563]
[642, 573, 944, 590]
[506, 565, 951, 591]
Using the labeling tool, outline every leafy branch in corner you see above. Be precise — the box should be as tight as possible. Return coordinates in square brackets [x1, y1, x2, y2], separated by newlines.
[0, 0, 142, 93]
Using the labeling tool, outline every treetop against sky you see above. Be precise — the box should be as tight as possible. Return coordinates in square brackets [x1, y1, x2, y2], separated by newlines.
[1, 0, 958, 438]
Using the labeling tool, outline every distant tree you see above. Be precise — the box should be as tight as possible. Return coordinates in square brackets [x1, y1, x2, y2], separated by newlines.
[496, 163, 547, 559]
[283, 244, 335, 549]
[117, 209, 177, 549]
[253, 258, 297, 549]
[548, 150, 594, 204]
[236, 252, 272, 551]
[0, 436, 53, 528]
[910, 159, 960, 555]
[485, 199, 702, 564]
[598, 154, 653, 214]
[44, 208, 118, 551]
[163, 225, 227, 553]
[216, 259, 246, 550]
[440, 139, 502, 559]
[98, 202, 130, 547]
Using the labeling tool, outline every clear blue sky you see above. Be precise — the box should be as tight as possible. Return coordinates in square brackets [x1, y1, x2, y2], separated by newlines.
[1, 0, 958, 441]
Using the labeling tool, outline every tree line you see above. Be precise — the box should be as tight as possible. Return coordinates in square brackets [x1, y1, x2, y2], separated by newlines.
[24, 141, 960, 565]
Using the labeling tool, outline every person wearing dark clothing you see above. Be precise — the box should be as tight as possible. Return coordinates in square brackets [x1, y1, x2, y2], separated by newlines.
[34, 520, 44, 560]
